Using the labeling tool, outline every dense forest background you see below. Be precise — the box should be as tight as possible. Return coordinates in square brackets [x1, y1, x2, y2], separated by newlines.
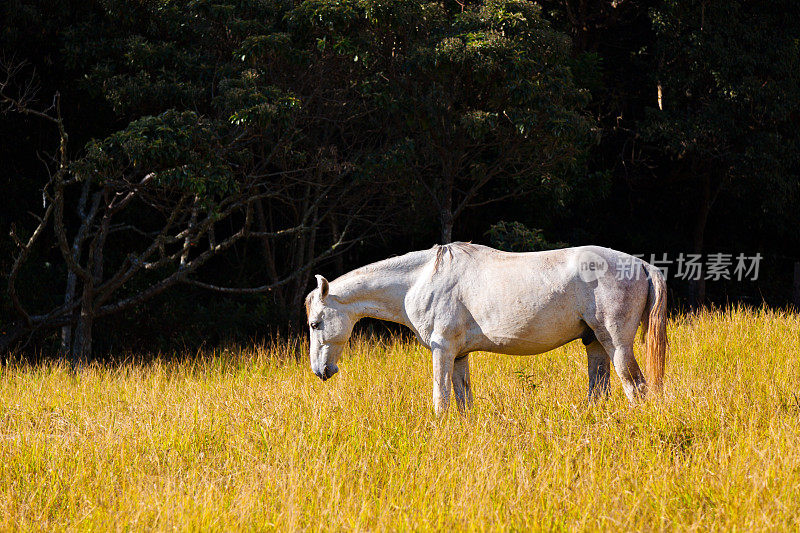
[1, 0, 798, 359]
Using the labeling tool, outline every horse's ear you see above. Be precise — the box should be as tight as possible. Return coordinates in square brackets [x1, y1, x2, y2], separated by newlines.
[315, 275, 329, 300]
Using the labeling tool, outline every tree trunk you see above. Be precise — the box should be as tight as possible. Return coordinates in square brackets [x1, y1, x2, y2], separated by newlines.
[297, 208, 318, 308]
[440, 172, 454, 244]
[440, 209, 453, 244]
[61, 270, 78, 353]
[688, 174, 714, 309]
[60, 179, 93, 355]
[289, 204, 318, 322]
[255, 199, 285, 307]
[330, 215, 345, 275]
[71, 285, 94, 366]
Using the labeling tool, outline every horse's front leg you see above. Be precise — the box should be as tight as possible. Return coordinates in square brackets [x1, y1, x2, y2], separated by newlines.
[431, 346, 455, 416]
[586, 340, 611, 401]
[452, 354, 473, 412]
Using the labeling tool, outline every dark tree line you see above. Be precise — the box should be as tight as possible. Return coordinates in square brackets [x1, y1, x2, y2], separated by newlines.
[1, 0, 798, 359]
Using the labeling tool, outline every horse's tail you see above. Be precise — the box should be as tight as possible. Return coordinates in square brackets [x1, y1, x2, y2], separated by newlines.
[641, 262, 668, 393]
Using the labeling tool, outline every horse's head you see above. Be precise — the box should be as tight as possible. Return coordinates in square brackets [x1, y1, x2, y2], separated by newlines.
[304, 275, 354, 381]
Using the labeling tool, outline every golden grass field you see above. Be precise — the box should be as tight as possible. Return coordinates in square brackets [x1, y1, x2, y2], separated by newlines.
[1, 307, 799, 531]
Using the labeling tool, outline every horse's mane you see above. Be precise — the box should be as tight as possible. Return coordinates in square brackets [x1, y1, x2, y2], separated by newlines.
[433, 241, 476, 272]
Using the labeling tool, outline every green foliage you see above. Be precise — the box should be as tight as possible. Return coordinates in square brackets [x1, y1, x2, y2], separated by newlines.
[80, 110, 240, 202]
[486, 221, 566, 252]
[379, 0, 593, 237]
[216, 75, 301, 130]
[643, 0, 800, 210]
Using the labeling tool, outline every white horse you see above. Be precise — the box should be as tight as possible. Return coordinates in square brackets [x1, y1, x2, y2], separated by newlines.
[305, 243, 667, 415]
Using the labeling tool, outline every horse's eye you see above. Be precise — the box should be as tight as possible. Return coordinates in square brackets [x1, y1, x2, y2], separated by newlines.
[310, 321, 321, 330]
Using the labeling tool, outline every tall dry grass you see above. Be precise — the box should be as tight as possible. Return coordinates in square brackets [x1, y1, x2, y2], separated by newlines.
[1, 307, 799, 530]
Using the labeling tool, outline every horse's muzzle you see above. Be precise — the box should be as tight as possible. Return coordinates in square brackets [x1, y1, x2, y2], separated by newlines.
[314, 364, 339, 381]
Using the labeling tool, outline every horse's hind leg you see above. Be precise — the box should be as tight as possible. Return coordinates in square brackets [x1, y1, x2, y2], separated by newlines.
[604, 339, 646, 401]
[585, 341, 611, 401]
[587, 324, 647, 402]
[452, 354, 474, 412]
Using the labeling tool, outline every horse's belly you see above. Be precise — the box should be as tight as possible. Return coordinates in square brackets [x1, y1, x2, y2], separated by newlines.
[468, 318, 585, 356]
[475, 336, 582, 356]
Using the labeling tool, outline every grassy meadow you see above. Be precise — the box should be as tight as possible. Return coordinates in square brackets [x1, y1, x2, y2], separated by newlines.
[1, 307, 799, 531]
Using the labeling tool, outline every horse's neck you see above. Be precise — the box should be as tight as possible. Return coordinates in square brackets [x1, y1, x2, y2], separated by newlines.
[331, 261, 420, 327]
